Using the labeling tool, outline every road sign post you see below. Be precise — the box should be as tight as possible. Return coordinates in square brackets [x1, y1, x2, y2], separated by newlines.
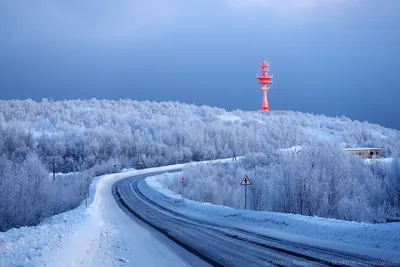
[240, 175, 252, 210]
[179, 176, 186, 184]
[178, 176, 187, 196]
[245, 184, 247, 209]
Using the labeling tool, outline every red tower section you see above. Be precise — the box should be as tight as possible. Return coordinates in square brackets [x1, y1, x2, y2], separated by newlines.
[257, 60, 273, 112]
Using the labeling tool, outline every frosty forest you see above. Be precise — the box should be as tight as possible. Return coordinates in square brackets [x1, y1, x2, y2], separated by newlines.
[164, 148, 400, 223]
[1, 99, 399, 230]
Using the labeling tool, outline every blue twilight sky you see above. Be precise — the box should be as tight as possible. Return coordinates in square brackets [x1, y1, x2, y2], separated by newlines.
[0, 1, 399, 129]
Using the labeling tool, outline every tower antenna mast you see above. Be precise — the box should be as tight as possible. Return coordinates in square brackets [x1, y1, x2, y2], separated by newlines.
[257, 60, 273, 112]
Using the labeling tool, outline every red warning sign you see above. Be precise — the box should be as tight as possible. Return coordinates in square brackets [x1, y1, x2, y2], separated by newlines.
[179, 176, 186, 184]
[240, 175, 252, 186]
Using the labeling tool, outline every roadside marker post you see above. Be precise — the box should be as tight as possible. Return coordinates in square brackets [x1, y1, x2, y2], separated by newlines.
[240, 175, 252, 210]
[86, 186, 89, 208]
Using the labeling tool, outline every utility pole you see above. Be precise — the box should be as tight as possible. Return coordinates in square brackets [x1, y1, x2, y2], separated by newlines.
[140, 155, 147, 169]
[52, 159, 56, 181]
[136, 146, 147, 169]
[136, 147, 139, 167]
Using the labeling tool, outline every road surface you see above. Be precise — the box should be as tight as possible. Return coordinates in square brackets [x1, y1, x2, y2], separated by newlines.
[112, 171, 384, 267]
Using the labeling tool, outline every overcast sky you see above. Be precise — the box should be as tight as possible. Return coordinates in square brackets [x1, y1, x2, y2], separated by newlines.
[1, 1, 399, 129]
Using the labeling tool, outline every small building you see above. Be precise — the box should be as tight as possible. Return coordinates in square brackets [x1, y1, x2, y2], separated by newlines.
[343, 147, 380, 158]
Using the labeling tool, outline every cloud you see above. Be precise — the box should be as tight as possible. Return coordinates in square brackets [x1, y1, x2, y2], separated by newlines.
[1, 0, 363, 45]
[1, 0, 181, 43]
[226, 0, 359, 16]
[228, 0, 357, 8]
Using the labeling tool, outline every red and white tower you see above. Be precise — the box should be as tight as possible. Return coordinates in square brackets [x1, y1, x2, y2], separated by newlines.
[257, 60, 273, 112]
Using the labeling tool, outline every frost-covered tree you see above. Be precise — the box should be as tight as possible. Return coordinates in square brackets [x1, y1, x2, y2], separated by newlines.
[0, 127, 91, 231]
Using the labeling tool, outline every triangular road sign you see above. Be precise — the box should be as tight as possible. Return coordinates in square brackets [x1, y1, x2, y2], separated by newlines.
[240, 175, 252, 186]
[179, 176, 186, 184]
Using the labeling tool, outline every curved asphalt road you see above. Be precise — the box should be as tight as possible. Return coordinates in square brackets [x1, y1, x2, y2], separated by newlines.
[113, 171, 383, 267]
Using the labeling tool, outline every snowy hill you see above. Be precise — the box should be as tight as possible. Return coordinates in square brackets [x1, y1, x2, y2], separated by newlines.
[0, 99, 399, 230]
[1, 99, 400, 266]
[1, 99, 399, 169]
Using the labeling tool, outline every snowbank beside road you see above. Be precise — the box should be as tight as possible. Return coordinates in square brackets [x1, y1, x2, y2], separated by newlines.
[0, 158, 237, 267]
[0, 174, 103, 267]
[143, 172, 400, 262]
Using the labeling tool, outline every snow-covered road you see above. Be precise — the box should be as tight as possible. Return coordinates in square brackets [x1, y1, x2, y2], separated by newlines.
[112, 173, 391, 267]
[91, 170, 209, 267]
[2, 160, 398, 267]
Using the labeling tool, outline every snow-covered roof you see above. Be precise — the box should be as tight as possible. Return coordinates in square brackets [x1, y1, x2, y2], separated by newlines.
[279, 145, 302, 154]
[216, 114, 242, 122]
[343, 147, 380, 151]
[365, 157, 394, 164]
